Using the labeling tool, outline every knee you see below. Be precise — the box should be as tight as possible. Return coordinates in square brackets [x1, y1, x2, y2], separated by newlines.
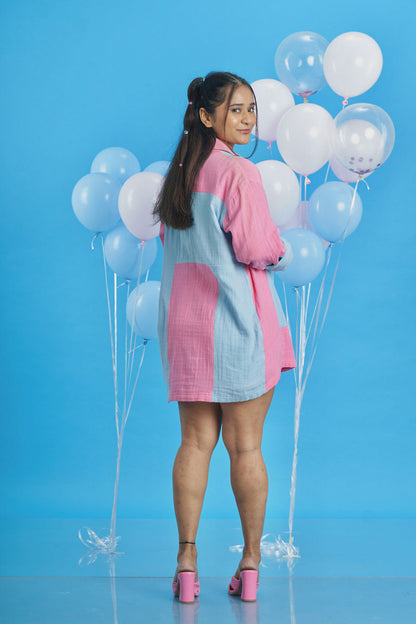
[221, 429, 260, 458]
[182, 430, 220, 456]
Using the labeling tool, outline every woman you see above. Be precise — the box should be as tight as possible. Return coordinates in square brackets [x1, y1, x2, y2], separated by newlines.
[153, 71, 296, 603]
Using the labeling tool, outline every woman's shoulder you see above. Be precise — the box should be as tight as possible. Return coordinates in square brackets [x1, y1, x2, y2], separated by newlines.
[206, 149, 262, 186]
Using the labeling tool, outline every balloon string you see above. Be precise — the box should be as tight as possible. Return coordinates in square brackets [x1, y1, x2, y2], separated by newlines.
[122, 281, 130, 455]
[127, 242, 146, 388]
[324, 161, 330, 184]
[101, 236, 119, 438]
[305, 244, 333, 352]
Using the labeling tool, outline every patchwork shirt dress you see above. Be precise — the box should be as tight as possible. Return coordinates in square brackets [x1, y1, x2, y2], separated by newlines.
[157, 138, 296, 403]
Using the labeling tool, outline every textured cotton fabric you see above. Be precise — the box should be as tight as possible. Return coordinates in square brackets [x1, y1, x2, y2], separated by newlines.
[157, 138, 296, 403]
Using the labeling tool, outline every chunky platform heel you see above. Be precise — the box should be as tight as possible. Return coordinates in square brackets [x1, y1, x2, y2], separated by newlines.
[240, 570, 259, 601]
[172, 571, 200, 603]
[228, 569, 259, 602]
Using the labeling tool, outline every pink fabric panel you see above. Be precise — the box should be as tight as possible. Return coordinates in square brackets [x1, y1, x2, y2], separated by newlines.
[280, 325, 297, 371]
[195, 152, 286, 270]
[167, 263, 219, 401]
[159, 222, 165, 246]
[245, 267, 282, 388]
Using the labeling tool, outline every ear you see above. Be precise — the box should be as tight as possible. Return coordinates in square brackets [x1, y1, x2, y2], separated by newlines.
[199, 107, 213, 128]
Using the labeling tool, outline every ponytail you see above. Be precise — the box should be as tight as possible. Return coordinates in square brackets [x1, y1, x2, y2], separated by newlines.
[153, 72, 258, 230]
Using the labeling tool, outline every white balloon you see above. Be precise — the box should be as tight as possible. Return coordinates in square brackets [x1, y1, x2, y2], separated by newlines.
[323, 32, 383, 98]
[256, 160, 300, 226]
[276, 103, 334, 176]
[334, 119, 384, 174]
[250, 79, 295, 143]
[119, 172, 163, 240]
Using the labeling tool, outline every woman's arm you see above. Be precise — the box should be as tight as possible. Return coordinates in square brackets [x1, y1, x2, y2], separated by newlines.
[221, 172, 291, 271]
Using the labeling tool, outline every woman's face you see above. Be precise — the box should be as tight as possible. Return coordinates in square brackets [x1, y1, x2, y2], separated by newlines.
[200, 85, 256, 151]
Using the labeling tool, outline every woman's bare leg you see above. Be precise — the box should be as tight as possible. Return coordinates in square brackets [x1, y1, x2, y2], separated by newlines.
[221, 387, 275, 576]
[173, 401, 222, 579]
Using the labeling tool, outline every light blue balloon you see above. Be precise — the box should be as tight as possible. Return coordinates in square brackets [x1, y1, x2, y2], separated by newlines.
[72, 173, 121, 232]
[91, 147, 141, 184]
[144, 160, 171, 177]
[104, 224, 158, 280]
[126, 280, 161, 340]
[274, 31, 329, 98]
[308, 182, 363, 243]
[277, 228, 326, 287]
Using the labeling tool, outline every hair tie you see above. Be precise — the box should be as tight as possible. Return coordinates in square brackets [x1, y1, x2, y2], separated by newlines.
[179, 163, 183, 167]
[188, 101, 192, 106]
[184, 130, 189, 135]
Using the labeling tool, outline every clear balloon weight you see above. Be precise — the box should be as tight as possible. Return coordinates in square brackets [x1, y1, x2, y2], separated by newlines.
[250, 79, 294, 143]
[104, 223, 157, 280]
[333, 103, 395, 174]
[256, 160, 300, 226]
[274, 31, 329, 98]
[277, 228, 326, 287]
[126, 280, 161, 340]
[91, 147, 141, 185]
[308, 182, 362, 243]
[72, 173, 121, 233]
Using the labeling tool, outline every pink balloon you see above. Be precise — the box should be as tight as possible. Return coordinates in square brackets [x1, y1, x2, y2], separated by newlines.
[119, 172, 163, 240]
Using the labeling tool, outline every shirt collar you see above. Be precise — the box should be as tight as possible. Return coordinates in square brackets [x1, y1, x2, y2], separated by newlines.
[213, 137, 241, 157]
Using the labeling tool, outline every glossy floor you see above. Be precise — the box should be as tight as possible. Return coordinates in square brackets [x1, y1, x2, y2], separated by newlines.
[1, 519, 415, 623]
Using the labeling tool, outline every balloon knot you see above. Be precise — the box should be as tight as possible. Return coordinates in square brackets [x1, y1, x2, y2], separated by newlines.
[267, 141, 272, 150]
[343, 98, 349, 107]
[305, 177, 311, 185]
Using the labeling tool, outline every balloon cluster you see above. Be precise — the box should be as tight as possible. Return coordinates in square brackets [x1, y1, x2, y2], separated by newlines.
[71, 147, 168, 340]
[251, 31, 395, 288]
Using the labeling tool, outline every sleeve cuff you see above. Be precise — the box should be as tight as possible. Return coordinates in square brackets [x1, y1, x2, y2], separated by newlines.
[265, 238, 293, 271]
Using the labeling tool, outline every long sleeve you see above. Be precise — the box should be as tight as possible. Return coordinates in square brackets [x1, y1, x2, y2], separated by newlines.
[221, 173, 287, 270]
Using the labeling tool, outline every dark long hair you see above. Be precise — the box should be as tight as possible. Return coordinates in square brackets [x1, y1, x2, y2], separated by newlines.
[153, 71, 258, 230]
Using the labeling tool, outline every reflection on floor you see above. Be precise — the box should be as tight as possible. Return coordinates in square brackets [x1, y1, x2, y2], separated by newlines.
[1, 519, 415, 623]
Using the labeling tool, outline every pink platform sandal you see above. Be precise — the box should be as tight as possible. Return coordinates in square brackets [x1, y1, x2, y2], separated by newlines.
[172, 541, 200, 603]
[172, 572, 200, 603]
[228, 569, 259, 602]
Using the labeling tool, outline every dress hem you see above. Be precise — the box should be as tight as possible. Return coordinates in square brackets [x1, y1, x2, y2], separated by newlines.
[167, 363, 295, 403]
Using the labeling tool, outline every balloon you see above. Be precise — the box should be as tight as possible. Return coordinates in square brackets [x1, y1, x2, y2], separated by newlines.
[126, 280, 161, 340]
[329, 155, 371, 184]
[323, 32, 383, 99]
[104, 223, 157, 279]
[276, 228, 326, 287]
[333, 103, 395, 174]
[279, 201, 330, 250]
[308, 182, 362, 243]
[250, 79, 294, 143]
[119, 171, 163, 240]
[274, 31, 329, 97]
[256, 160, 300, 226]
[276, 103, 334, 176]
[91, 147, 141, 184]
[72, 173, 121, 232]
[144, 160, 171, 176]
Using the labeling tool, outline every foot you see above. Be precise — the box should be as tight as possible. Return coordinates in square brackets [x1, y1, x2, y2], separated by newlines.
[234, 553, 260, 581]
[173, 544, 198, 582]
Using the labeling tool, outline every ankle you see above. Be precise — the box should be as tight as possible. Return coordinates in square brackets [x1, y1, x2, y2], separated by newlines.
[177, 542, 197, 559]
[240, 549, 261, 567]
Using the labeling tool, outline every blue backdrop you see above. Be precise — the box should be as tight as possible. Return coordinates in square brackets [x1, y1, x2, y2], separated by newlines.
[1, 0, 415, 520]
